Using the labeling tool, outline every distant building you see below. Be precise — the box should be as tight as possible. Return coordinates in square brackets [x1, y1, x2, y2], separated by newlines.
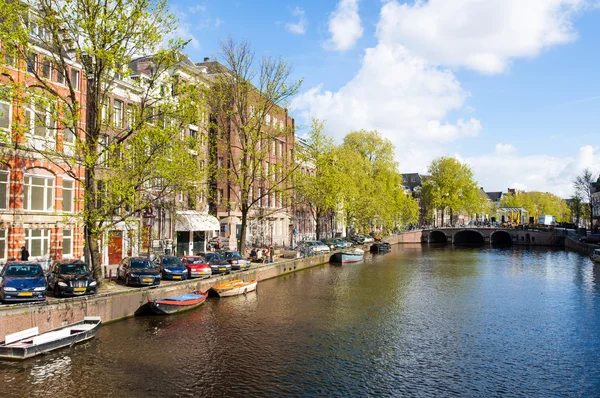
[401, 173, 429, 225]
[592, 176, 600, 233]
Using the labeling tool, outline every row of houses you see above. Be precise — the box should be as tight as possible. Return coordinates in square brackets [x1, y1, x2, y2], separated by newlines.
[0, 20, 318, 265]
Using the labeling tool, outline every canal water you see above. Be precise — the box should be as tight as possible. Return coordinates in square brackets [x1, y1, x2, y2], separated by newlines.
[1, 244, 599, 397]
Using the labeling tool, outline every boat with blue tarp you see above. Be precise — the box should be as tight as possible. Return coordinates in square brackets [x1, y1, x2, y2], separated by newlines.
[148, 292, 207, 315]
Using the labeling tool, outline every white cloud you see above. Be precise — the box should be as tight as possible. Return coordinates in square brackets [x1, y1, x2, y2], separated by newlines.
[188, 4, 206, 14]
[377, 0, 586, 74]
[173, 24, 200, 49]
[292, 43, 480, 170]
[466, 145, 600, 197]
[286, 7, 307, 35]
[495, 143, 518, 155]
[324, 0, 363, 51]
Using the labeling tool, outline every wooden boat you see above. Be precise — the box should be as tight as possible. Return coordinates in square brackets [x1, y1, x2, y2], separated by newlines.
[330, 248, 364, 264]
[0, 316, 101, 360]
[211, 280, 257, 297]
[591, 248, 600, 263]
[370, 242, 391, 253]
[148, 292, 207, 315]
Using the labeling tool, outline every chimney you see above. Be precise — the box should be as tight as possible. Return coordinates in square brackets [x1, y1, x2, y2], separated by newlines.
[203, 57, 210, 62]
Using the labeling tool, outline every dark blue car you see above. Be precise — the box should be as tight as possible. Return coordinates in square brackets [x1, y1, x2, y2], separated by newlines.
[154, 255, 188, 281]
[0, 262, 47, 303]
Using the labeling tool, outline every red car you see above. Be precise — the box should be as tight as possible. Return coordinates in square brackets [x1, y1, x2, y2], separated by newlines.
[181, 256, 212, 279]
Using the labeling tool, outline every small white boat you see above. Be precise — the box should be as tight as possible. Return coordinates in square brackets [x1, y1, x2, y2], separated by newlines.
[211, 280, 257, 297]
[330, 248, 364, 264]
[0, 316, 101, 360]
[591, 248, 600, 263]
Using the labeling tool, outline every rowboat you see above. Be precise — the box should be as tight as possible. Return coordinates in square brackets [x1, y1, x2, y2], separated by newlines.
[330, 248, 364, 264]
[591, 249, 600, 263]
[0, 316, 101, 360]
[211, 280, 257, 297]
[370, 242, 391, 253]
[148, 292, 207, 315]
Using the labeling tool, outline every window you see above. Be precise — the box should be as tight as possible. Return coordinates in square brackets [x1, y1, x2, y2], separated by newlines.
[272, 140, 275, 156]
[56, 67, 65, 84]
[0, 171, 8, 210]
[63, 179, 74, 212]
[70, 68, 79, 90]
[26, 229, 51, 257]
[126, 104, 134, 128]
[0, 101, 11, 131]
[264, 162, 269, 177]
[63, 105, 75, 144]
[26, 53, 37, 74]
[279, 142, 283, 157]
[113, 100, 123, 128]
[62, 229, 72, 256]
[26, 100, 56, 139]
[24, 169, 55, 211]
[266, 114, 271, 125]
[101, 101, 109, 124]
[42, 59, 51, 79]
[189, 128, 197, 139]
[0, 230, 5, 260]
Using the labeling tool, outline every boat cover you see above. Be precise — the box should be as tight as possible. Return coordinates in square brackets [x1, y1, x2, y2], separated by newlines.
[157, 294, 205, 302]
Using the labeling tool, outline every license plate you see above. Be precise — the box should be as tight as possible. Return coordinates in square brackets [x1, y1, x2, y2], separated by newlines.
[143, 278, 153, 283]
[18, 292, 33, 297]
[74, 287, 86, 292]
[173, 276, 181, 280]
[219, 268, 226, 271]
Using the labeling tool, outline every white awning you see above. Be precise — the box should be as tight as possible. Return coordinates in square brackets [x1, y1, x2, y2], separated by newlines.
[175, 211, 220, 232]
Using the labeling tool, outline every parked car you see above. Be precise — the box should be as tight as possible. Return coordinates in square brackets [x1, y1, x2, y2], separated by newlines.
[154, 255, 188, 281]
[47, 260, 97, 298]
[298, 241, 330, 256]
[580, 234, 600, 244]
[117, 257, 161, 287]
[200, 252, 231, 275]
[333, 238, 353, 249]
[0, 262, 47, 303]
[181, 256, 212, 279]
[221, 250, 251, 270]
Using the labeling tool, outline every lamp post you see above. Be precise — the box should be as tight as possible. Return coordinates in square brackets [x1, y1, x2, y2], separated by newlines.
[143, 208, 155, 259]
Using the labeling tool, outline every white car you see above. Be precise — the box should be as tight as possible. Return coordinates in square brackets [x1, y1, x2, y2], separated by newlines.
[297, 241, 330, 256]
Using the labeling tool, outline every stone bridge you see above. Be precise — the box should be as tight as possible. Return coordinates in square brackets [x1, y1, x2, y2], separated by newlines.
[389, 228, 562, 246]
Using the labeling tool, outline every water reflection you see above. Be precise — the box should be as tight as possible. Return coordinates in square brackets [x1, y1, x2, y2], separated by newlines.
[0, 246, 598, 397]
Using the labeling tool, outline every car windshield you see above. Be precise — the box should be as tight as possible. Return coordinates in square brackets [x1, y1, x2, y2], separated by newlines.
[130, 259, 152, 269]
[223, 251, 241, 258]
[161, 257, 183, 266]
[59, 263, 90, 274]
[204, 253, 224, 261]
[4, 264, 44, 277]
[185, 257, 205, 264]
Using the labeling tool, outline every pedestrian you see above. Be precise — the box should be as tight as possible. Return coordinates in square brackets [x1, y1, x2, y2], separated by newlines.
[269, 245, 274, 263]
[262, 248, 268, 263]
[20, 246, 29, 261]
[250, 248, 257, 262]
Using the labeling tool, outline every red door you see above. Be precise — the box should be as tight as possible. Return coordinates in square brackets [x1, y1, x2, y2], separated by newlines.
[108, 231, 123, 265]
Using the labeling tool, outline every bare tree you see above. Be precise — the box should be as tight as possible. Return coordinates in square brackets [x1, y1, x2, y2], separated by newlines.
[574, 169, 596, 227]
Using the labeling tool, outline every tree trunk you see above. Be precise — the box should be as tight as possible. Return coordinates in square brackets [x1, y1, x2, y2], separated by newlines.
[315, 208, 322, 241]
[239, 205, 248, 254]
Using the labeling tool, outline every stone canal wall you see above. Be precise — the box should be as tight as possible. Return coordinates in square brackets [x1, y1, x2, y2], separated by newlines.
[0, 252, 333, 337]
[564, 236, 597, 256]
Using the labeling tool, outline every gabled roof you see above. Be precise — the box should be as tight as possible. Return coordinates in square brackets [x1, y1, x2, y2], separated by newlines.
[401, 173, 422, 190]
[486, 191, 503, 202]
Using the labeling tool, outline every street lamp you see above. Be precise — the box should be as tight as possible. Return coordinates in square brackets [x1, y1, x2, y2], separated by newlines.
[143, 208, 155, 259]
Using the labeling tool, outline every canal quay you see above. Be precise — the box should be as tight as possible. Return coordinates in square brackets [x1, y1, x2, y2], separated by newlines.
[1, 232, 599, 397]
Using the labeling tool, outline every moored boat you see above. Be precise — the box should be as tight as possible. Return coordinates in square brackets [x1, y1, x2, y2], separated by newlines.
[591, 248, 600, 263]
[330, 248, 364, 264]
[211, 280, 257, 297]
[0, 316, 101, 360]
[370, 242, 391, 253]
[148, 292, 207, 315]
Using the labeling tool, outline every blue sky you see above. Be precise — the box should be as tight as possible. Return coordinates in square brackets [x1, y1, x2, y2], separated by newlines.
[170, 0, 600, 197]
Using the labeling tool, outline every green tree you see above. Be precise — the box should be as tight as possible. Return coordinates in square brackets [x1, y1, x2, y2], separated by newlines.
[295, 119, 342, 240]
[500, 191, 571, 222]
[204, 38, 301, 253]
[574, 169, 596, 225]
[0, 0, 202, 282]
[422, 157, 484, 226]
[567, 194, 584, 227]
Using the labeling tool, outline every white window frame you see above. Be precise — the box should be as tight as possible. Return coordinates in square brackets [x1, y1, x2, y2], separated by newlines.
[0, 230, 6, 260]
[113, 99, 123, 128]
[24, 170, 55, 212]
[0, 101, 12, 133]
[0, 170, 9, 210]
[70, 68, 80, 91]
[25, 99, 56, 141]
[62, 178, 74, 212]
[62, 229, 73, 257]
[26, 229, 51, 257]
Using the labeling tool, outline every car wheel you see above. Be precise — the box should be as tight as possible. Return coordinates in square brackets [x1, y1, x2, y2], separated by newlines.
[53, 284, 61, 298]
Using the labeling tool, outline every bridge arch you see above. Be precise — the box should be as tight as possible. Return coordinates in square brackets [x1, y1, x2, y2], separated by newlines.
[428, 230, 448, 244]
[491, 230, 512, 246]
[453, 229, 485, 246]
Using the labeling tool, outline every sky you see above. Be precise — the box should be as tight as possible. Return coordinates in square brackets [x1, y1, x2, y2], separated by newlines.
[168, 0, 600, 198]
